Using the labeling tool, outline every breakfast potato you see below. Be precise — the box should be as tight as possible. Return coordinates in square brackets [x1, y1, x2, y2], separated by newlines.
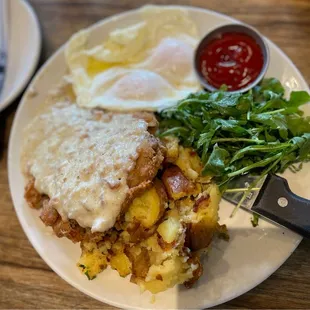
[175, 146, 203, 181]
[141, 255, 196, 294]
[187, 185, 221, 251]
[125, 246, 151, 279]
[125, 180, 166, 229]
[154, 178, 168, 209]
[78, 243, 108, 280]
[157, 209, 182, 244]
[126, 222, 158, 243]
[184, 255, 203, 288]
[161, 165, 196, 200]
[157, 217, 181, 244]
[110, 253, 132, 277]
[162, 136, 179, 163]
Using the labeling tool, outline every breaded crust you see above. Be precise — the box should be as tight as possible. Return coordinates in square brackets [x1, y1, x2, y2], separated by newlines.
[25, 114, 165, 242]
[127, 135, 165, 188]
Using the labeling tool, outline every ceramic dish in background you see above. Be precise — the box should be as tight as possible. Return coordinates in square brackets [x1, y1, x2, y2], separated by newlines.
[0, 0, 41, 112]
[8, 5, 310, 310]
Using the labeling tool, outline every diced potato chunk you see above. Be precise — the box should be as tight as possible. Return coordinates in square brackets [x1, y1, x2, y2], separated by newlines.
[175, 146, 203, 180]
[157, 217, 181, 243]
[162, 165, 195, 200]
[111, 241, 125, 254]
[201, 184, 221, 219]
[126, 247, 151, 279]
[78, 247, 108, 280]
[184, 256, 203, 288]
[187, 185, 221, 251]
[126, 187, 162, 228]
[126, 222, 157, 243]
[110, 253, 132, 277]
[142, 256, 193, 294]
[163, 136, 179, 163]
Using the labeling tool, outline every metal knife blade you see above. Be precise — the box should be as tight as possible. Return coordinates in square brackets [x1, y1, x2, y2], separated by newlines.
[0, 0, 9, 97]
[222, 174, 266, 210]
[223, 173, 310, 238]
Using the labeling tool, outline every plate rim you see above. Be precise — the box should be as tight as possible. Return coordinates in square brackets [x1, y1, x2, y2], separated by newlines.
[8, 4, 308, 309]
[0, 0, 41, 112]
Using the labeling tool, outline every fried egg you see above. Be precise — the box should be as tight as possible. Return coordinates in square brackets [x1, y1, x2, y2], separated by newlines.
[65, 5, 201, 111]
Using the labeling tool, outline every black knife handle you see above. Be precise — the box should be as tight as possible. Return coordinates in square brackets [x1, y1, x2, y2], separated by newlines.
[252, 174, 310, 238]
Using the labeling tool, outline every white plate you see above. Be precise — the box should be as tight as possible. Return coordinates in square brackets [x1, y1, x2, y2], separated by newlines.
[8, 5, 310, 310]
[0, 0, 41, 112]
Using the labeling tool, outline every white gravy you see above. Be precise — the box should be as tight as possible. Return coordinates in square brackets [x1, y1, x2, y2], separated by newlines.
[21, 101, 150, 232]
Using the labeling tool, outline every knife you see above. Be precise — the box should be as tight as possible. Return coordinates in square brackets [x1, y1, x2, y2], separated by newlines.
[0, 0, 8, 97]
[223, 174, 310, 238]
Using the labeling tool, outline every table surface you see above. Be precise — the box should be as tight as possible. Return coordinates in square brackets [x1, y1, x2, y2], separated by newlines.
[1, 0, 310, 309]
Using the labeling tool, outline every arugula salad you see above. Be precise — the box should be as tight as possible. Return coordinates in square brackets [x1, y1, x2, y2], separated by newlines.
[159, 78, 310, 217]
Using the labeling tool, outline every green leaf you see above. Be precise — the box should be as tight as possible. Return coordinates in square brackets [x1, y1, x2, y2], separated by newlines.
[249, 113, 288, 139]
[214, 119, 248, 135]
[255, 78, 285, 95]
[227, 152, 283, 178]
[197, 124, 219, 149]
[251, 213, 260, 227]
[264, 129, 277, 142]
[159, 118, 182, 129]
[288, 91, 310, 108]
[202, 144, 230, 176]
[159, 127, 189, 138]
[158, 77, 310, 191]
[286, 114, 310, 136]
[298, 133, 310, 160]
[230, 143, 291, 163]
[249, 113, 287, 129]
[254, 93, 285, 113]
[84, 270, 96, 280]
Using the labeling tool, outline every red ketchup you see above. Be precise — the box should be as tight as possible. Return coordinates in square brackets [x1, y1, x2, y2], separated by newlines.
[198, 32, 264, 91]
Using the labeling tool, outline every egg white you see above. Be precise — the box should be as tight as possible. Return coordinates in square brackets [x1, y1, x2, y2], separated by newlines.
[65, 5, 201, 112]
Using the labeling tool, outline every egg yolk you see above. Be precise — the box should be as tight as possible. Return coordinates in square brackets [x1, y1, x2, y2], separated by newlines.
[87, 57, 116, 77]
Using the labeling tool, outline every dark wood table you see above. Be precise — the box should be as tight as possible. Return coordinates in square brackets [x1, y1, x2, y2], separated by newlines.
[1, 0, 310, 308]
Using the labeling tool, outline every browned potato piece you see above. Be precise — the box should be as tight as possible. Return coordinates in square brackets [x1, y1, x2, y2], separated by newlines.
[125, 246, 151, 279]
[125, 179, 167, 230]
[188, 219, 216, 251]
[162, 165, 195, 200]
[127, 222, 158, 243]
[187, 185, 221, 251]
[157, 234, 176, 251]
[184, 255, 203, 288]
[154, 178, 168, 210]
